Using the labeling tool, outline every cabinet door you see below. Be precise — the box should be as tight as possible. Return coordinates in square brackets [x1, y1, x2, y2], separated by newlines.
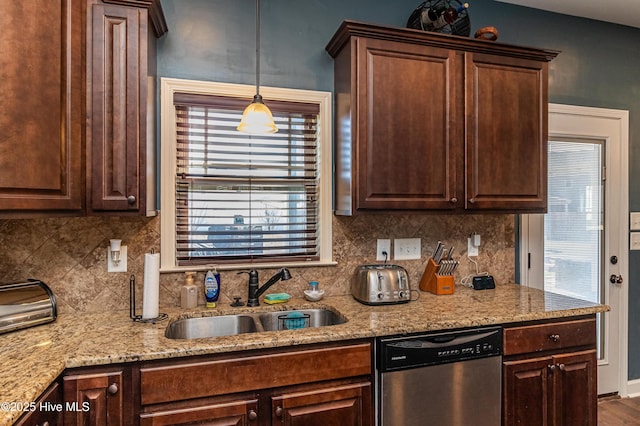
[503, 356, 553, 426]
[14, 381, 63, 426]
[465, 52, 548, 211]
[88, 1, 147, 213]
[355, 37, 461, 210]
[63, 369, 130, 426]
[552, 350, 597, 426]
[0, 0, 84, 214]
[140, 398, 258, 426]
[271, 381, 372, 426]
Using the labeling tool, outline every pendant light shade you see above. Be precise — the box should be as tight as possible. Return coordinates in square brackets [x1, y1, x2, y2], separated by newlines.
[237, 0, 278, 134]
[237, 94, 278, 134]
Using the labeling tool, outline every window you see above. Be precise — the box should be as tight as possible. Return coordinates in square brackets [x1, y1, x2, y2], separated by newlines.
[160, 79, 333, 270]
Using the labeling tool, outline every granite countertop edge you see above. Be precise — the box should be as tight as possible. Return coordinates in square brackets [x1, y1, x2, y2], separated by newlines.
[0, 283, 608, 426]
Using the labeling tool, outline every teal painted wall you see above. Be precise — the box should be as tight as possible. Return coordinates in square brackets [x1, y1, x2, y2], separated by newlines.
[158, 0, 640, 381]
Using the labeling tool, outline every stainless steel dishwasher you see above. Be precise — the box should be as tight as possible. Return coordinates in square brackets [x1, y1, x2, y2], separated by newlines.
[376, 326, 502, 426]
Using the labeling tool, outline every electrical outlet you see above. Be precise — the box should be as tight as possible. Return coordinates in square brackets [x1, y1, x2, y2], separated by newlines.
[377, 239, 391, 261]
[631, 233, 640, 250]
[107, 246, 128, 272]
[468, 237, 479, 257]
[631, 213, 640, 231]
[394, 238, 421, 260]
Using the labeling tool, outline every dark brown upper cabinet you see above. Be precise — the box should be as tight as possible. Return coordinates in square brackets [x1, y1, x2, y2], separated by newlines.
[0, 0, 166, 218]
[326, 21, 558, 215]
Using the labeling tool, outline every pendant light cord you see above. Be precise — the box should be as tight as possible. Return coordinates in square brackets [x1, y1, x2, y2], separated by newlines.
[255, 0, 261, 97]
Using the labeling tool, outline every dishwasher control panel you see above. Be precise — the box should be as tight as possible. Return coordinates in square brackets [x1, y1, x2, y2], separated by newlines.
[377, 326, 502, 372]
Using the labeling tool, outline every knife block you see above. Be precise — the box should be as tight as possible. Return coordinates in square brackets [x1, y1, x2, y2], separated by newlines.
[419, 258, 455, 295]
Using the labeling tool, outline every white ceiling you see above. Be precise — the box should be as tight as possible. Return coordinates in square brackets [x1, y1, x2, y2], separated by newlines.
[495, 0, 640, 29]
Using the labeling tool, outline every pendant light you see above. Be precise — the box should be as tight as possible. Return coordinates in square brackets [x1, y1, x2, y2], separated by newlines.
[237, 0, 278, 134]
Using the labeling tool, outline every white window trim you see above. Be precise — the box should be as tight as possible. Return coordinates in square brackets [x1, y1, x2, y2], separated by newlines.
[159, 77, 335, 272]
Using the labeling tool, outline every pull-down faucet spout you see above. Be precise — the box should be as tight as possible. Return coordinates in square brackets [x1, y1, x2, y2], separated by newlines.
[241, 268, 292, 307]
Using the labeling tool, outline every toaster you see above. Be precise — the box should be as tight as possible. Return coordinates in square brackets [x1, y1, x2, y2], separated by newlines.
[351, 264, 411, 305]
[0, 280, 57, 335]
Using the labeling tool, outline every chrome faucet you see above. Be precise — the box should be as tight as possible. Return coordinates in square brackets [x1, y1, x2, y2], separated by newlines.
[240, 268, 292, 307]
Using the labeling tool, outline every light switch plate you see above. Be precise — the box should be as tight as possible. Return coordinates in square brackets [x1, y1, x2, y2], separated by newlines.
[631, 212, 640, 230]
[631, 233, 640, 251]
[394, 238, 421, 260]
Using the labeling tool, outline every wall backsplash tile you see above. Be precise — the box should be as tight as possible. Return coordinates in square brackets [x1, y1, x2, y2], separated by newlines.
[0, 214, 515, 314]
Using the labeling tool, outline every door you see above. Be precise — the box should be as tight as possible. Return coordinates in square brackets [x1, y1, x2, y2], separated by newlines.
[88, 2, 146, 212]
[465, 52, 548, 211]
[271, 382, 371, 426]
[355, 37, 461, 210]
[520, 104, 629, 395]
[139, 398, 258, 426]
[63, 369, 128, 426]
[0, 0, 84, 213]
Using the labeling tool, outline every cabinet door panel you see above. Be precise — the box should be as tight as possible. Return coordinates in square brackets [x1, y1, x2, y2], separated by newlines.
[553, 350, 597, 426]
[14, 381, 63, 426]
[466, 52, 548, 211]
[272, 381, 371, 426]
[89, 2, 146, 212]
[356, 38, 460, 210]
[140, 398, 258, 426]
[63, 370, 128, 426]
[0, 0, 84, 213]
[503, 356, 552, 426]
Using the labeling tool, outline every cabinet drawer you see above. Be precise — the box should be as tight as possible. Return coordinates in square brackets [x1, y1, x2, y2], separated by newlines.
[140, 342, 372, 405]
[503, 318, 596, 356]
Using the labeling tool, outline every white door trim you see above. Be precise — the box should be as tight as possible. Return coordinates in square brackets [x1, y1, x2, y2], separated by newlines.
[519, 103, 629, 396]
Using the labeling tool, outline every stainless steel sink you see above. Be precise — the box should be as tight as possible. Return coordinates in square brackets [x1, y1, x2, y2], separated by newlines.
[165, 315, 259, 339]
[165, 308, 347, 339]
[258, 309, 347, 331]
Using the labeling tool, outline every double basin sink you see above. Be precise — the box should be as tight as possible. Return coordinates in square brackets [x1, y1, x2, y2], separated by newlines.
[165, 308, 347, 340]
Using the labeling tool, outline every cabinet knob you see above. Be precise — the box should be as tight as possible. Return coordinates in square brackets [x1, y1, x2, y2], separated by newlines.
[275, 406, 283, 417]
[248, 410, 257, 421]
[468, 198, 475, 204]
[127, 195, 136, 205]
[549, 334, 560, 342]
[107, 383, 118, 395]
[450, 197, 458, 203]
[558, 363, 566, 371]
[548, 364, 556, 372]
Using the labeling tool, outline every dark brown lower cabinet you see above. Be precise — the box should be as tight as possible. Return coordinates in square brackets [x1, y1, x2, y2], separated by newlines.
[271, 381, 371, 426]
[63, 366, 134, 426]
[138, 341, 373, 426]
[503, 317, 597, 426]
[14, 381, 63, 426]
[139, 396, 259, 426]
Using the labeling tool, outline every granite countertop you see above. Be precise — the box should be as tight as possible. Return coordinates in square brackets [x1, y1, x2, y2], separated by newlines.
[0, 283, 608, 426]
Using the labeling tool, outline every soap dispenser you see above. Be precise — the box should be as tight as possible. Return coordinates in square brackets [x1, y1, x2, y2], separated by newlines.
[181, 272, 198, 309]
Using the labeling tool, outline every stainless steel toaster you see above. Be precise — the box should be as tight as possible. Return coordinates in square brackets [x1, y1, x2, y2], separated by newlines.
[351, 264, 411, 305]
[0, 280, 57, 334]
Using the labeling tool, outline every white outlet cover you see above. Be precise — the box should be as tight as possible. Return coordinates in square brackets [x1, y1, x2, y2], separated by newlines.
[107, 246, 128, 272]
[377, 239, 391, 261]
[394, 238, 421, 260]
[468, 237, 479, 257]
[631, 212, 640, 231]
[631, 233, 640, 251]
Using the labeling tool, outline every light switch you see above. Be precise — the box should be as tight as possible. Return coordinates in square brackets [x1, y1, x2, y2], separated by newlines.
[631, 233, 640, 251]
[631, 212, 640, 230]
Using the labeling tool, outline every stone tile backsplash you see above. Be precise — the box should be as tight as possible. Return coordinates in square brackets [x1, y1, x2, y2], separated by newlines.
[0, 214, 515, 314]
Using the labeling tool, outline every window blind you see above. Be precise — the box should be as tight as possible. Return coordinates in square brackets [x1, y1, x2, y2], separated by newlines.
[173, 93, 321, 266]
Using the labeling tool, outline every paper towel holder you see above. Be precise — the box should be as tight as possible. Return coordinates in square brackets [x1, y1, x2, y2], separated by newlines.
[129, 274, 167, 323]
